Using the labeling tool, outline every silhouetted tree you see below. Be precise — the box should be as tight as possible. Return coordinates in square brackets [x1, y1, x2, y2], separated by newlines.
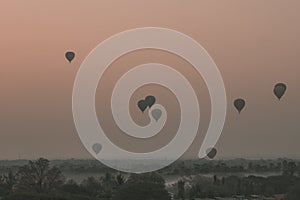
[283, 160, 297, 176]
[221, 177, 225, 186]
[288, 161, 297, 176]
[213, 175, 219, 185]
[113, 173, 171, 200]
[115, 174, 125, 186]
[287, 182, 300, 200]
[61, 179, 88, 195]
[283, 160, 289, 175]
[0, 171, 17, 196]
[177, 180, 185, 199]
[100, 172, 116, 198]
[80, 176, 101, 197]
[15, 158, 65, 193]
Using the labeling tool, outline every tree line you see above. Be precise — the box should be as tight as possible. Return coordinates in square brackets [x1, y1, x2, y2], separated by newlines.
[172, 173, 300, 199]
[0, 158, 171, 200]
[0, 158, 300, 200]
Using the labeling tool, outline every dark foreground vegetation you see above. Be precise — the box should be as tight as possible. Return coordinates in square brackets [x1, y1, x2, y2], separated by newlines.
[0, 158, 299, 200]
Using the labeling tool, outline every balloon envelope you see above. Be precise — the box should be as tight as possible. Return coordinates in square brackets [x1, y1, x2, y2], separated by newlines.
[145, 95, 156, 108]
[138, 100, 148, 112]
[234, 98, 246, 113]
[92, 143, 102, 154]
[65, 51, 75, 63]
[206, 147, 217, 159]
[275, 83, 287, 90]
[273, 83, 287, 100]
[151, 109, 162, 121]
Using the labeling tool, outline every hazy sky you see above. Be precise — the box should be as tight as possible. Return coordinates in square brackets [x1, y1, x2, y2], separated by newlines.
[0, 1, 299, 159]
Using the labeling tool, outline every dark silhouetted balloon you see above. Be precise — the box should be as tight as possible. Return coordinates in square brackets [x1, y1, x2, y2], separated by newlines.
[65, 51, 75, 63]
[145, 95, 156, 108]
[138, 100, 148, 112]
[273, 83, 287, 100]
[206, 147, 217, 159]
[234, 98, 246, 113]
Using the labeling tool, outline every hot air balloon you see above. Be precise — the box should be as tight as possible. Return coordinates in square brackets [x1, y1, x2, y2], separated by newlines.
[206, 147, 217, 159]
[92, 143, 102, 154]
[145, 95, 156, 108]
[65, 51, 75, 63]
[151, 109, 162, 121]
[138, 100, 148, 112]
[138, 96, 157, 112]
[273, 83, 287, 100]
[234, 98, 246, 113]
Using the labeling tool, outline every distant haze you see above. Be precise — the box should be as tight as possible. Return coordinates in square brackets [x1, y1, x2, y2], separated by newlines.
[0, 0, 299, 159]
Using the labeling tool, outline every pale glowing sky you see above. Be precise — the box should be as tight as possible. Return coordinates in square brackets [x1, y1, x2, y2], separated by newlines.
[0, 0, 299, 159]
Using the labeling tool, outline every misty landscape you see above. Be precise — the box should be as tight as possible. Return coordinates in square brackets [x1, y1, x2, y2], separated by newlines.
[1, 1, 300, 200]
[0, 158, 299, 200]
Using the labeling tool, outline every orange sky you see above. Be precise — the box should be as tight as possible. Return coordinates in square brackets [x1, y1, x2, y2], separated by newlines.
[0, 0, 299, 159]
